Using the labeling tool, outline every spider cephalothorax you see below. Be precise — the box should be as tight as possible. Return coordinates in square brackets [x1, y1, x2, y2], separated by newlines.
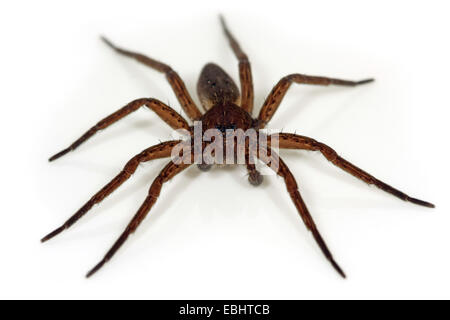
[43, 16, 434, 278]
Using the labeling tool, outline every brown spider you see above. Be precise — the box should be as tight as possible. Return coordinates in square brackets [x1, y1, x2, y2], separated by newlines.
[42, 16, 434, 278]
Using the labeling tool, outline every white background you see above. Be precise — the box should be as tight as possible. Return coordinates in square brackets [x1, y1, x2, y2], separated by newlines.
[0, 0, 448, 299]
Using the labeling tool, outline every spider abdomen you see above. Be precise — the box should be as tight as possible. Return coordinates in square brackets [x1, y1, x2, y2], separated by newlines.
[197, 63, 240, 110]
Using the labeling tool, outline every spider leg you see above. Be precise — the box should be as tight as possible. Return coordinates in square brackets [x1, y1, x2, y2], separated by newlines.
[42, 140, 183, 242]
[271, 133, 435, 208]
[244, 146, 263, 186]
[246, 163, 263, 186]
[258, 74, 374, 128]
[219, 16, 254, 114]
[86, 158, 193, 277]
[49, 98, 189, 161]
[258, 147, 345, 278]
[101, 37, 203, 121]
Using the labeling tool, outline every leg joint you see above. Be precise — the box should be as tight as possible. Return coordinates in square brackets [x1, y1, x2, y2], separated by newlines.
[318, 143, 338, 162]
[124, 158, 140, 175]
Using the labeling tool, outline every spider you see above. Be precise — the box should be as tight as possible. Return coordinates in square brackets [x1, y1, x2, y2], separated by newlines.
[42, 16, 434, 278]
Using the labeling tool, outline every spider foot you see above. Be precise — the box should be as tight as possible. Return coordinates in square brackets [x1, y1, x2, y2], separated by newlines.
[329, 258, 346, 279]
[408, 197, 435, 208]
[49, 148, 71, 162]
[100, 36, 117, 49]
[86, 258, 108, 278]
[41, 225, 66, 242]
[356, 78, 375, 85]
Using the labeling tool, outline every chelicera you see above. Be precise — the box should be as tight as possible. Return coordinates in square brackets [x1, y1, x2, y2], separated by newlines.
[42, 16, 434, 278]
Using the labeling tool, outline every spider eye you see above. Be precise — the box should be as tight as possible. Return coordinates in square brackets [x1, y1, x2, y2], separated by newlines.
[207, 80, 217, 87]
